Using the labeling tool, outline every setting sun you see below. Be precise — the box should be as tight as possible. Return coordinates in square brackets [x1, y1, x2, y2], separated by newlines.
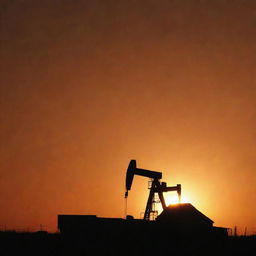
[165, 194, 190, 206]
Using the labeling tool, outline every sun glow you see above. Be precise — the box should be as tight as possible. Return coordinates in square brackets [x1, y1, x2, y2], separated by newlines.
[165, 193, 190, 206]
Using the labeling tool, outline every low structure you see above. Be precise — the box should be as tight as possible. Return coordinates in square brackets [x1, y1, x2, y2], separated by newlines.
[58, 203, 228, 239]
[157, 203, 213, 231]
[156, 203, 227, 238]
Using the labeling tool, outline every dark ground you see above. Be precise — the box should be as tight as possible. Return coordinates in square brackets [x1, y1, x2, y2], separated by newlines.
[0, 231, 255, 256]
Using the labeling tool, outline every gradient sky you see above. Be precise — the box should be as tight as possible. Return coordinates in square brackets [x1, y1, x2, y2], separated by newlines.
[1, 0, 256, 234]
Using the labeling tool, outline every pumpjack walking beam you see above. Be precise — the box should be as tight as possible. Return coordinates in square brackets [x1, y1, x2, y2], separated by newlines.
[125, 160, 162, 198]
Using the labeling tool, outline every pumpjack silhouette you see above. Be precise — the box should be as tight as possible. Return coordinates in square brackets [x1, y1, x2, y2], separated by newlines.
[125, 159, 181, 220]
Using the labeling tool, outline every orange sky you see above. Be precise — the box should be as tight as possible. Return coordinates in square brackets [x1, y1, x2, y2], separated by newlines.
[0, 0, 256, 234]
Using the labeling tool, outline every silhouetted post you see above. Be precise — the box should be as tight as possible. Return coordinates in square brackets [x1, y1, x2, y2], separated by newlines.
[244, 227, 247, 236]
[234, 226, 237, 237]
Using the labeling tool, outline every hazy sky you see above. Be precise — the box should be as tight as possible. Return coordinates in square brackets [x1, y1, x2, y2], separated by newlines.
[1, 0, 256, 233]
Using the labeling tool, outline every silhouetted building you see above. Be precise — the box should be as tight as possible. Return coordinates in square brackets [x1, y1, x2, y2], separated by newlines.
[58, 203, 227, 240]
[156, 203, 213, 233]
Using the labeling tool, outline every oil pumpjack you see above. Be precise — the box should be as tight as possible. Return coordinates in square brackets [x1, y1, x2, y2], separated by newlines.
[125, 159, 181, 220]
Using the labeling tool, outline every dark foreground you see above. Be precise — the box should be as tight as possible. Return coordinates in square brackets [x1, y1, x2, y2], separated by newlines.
[0, 231, 255, 256]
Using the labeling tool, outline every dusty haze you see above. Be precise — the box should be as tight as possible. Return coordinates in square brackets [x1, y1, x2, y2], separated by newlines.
[1, 0, 256, 233]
